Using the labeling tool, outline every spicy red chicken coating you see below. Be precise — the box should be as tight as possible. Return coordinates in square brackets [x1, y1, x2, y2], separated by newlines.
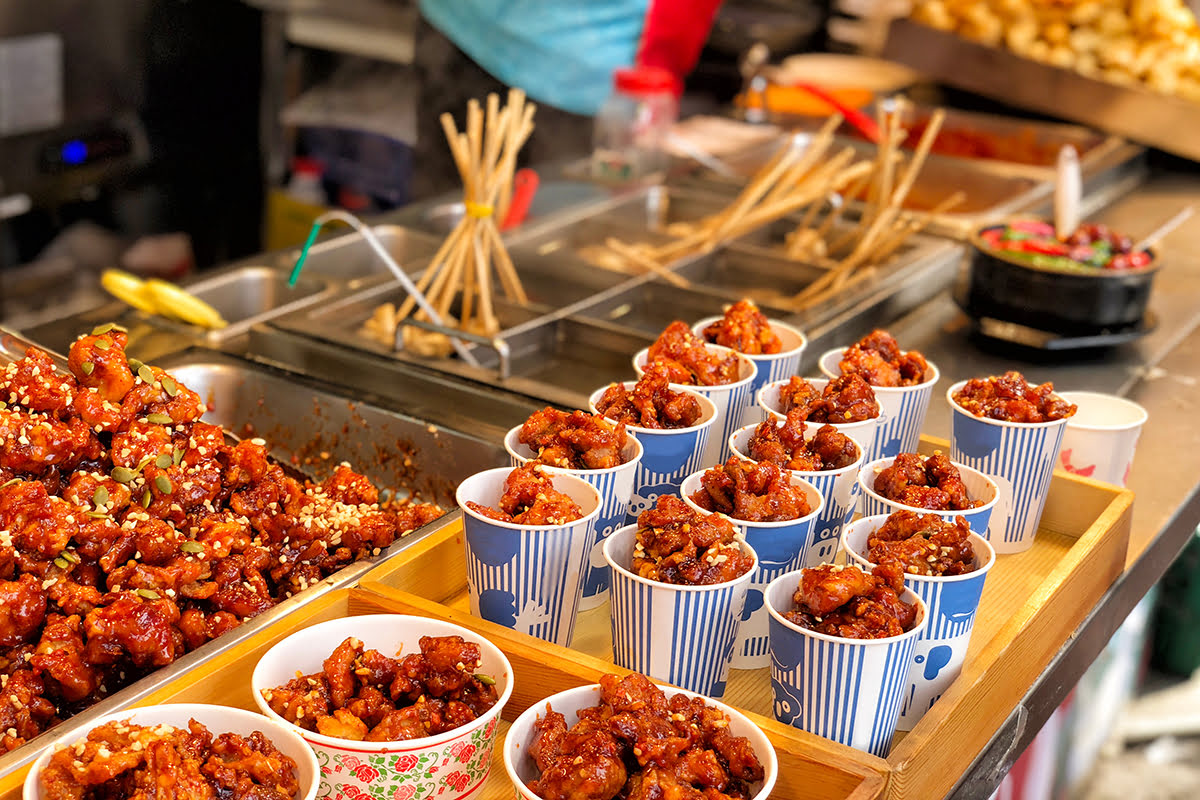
[594, 368, 703, 430]
[465, 463, 584, 526]
[952, 371, 1077, 423]
[784, 563, 918, 639]
[39, 717, 301, 800]
[867, 510, 978, 577]
[746, 414, 859, 471]
[262, 634, 499, 742]
[519, 408, 629, 469]
[872, 453, 982, 511]
[689, 458, 812, 522]
[646, 321, 742, 386]
[778, 374, 879, 423]
[528, 672, 765, 800]
[700, 299, 783, 355]
[0, 327, 443, 754]
[633, 495, 753, 585]
[838, 329, 930, 387]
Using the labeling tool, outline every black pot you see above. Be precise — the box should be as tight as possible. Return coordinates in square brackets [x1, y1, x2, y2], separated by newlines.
[961, 223, 1160, 336]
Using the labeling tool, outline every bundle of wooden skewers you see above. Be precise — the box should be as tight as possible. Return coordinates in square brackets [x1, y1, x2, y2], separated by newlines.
[595, 105, 961, 311]
[363, 89, 535, 356]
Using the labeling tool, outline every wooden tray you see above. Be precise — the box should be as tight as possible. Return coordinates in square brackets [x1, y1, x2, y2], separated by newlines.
[1, 588, 886, 800]
[359, 436, 1133, 800]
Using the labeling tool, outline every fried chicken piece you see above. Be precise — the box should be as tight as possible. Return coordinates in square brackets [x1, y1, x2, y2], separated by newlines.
[700, 299, 783, 355]
[633, 496, 753, 585]
[838, 329, 929, 387]
[953, 371, 1076, 422]
[595, 368, 703, 430]
[785, 563, 919, 639]
[0, 574, 47, 647]
[647, 321, 741, 386]
[68, 331, 135, 403]
[868, 511, 977, 576]
[689, 457, 811, 522]
[519, 408, 629, 470]
[821, 374, 880, 423]
[465, 463, 584, 526]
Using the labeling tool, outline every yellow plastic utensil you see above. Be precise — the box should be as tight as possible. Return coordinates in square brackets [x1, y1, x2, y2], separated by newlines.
[100, 269, 227, 329]
[100, 269, 157, 313]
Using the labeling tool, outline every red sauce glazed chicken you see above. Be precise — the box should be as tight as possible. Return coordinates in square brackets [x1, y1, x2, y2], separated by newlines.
[464, 464, 583, 525]
[952, 371, 1076, 423]
[40, 717, 301, 800]
[689, 458, 812, 522]
[700, 299, 783, 355]
[747, 416, 859, 471]
[872, 453, 982, 511]
[262, 635, 498, 741]
[518, 408, 629, 469]
[0, 327, 442, 754]
[866, 510, 978, 577]
[778, 374, 879, 423]
[646, 321, 741, 386]
[784, 563, 918, 639]
[633, 496, 753, 586]
[837, 329, 930, 387]
[594, 367, 703, 430]
[527, 672, 765, 800]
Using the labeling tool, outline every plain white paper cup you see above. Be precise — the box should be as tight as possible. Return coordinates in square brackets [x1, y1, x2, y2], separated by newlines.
[24, 704, 320, 800]
[503, 682, 778, 800]
[603, 523, 757, 697]
[840, 514, 996, 730]
[457, 468, 601, 646]
[819, 346, 940, 460]
[681, 468, 824, 669]
[766, 569, 928, 756]
[1055, 391, 1148, 487]
[693, 315, 807, 426]
[505, 423, 643, 610]
[757, 376, 880, 457]
[634, 345, 757, 466]
[252, 614, 514, 800]
[857, 454, 999, 536]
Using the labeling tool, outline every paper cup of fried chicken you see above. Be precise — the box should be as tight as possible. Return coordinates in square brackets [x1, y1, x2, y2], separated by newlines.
[758, 375, 880, 458]
[25, 703, 320, 800]
[766, 564, 928, 756]
[503, 673, 778, 800]
[729, 419, 864, 567]
[589, 376, 718, 526]
[841, 512, 995, 730]
[603, 496, 758, 698]
[504, 409, 644, 610]
[858, 452, 998, 536]
[252, 614, 514, 800]
[818, 329, 940, 460]
[947, 372, 1077, 553]
[634, 321, 758, 466]
[680, 459, 824, 669]
[693, 300, 807, 422]
[456, 464, 602, 646]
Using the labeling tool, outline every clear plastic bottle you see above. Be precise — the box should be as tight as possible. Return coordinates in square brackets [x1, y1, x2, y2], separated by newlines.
[591, 66, 679, 181]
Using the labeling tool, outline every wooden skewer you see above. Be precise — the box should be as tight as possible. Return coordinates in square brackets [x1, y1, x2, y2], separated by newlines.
[605, 238, 691, 288]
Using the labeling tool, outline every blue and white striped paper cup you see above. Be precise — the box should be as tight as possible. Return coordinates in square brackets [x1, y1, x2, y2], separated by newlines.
[729, 423, 864, 568]
[841, 514, 996, 730]
[634, 346, 757, 467]
[857, 455, 998, 535]
[693, 316, 807, 428]
[819, 347, 940, 461]
[758, 377, 880, 456]
[946, 381, 1072, 554]
[766, 569, 927, 756]
[505, 424, 643, 610]
[456, 468, 601, 647]
[588, 383, 718, 528]
[603, 523, 757, 698]
[680, 470, 824, 669]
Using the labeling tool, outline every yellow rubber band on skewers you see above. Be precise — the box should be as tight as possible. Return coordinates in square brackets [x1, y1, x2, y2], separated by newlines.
[465, 202, 494, 218]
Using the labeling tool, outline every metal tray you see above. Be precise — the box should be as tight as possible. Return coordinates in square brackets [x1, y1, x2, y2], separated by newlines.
[270, 224, 442, 285]
[0, 349, 508, 777]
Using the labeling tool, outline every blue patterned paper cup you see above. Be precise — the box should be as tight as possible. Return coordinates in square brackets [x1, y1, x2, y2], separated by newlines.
[729, 423, 864, 568]
[946, 381, 1072, 554]
[766, 569, 928, 756]
[505, 424, 643, 611]
[693, 316, 807, 429]
[456, 468, 601, 647]
[757, 377, 880, 456]
[680, 470, 824, 669]
[588, 383, 718, 527]
[603, 523, 757, 698]
[857, 455, 998, 536]
[841, 514, 995, 730]
[819, 347, 940, 461]
[634, 346, 757, 467]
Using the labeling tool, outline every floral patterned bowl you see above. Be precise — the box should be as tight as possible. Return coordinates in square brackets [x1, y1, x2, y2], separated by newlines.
[252, 614, 514, 800]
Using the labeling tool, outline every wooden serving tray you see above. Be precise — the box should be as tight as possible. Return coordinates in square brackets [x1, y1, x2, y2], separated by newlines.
[359, 436, 1133, 800]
